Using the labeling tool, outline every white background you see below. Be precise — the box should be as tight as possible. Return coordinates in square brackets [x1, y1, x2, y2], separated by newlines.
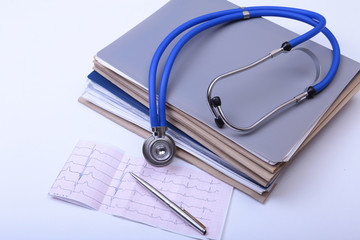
[0, 0, 359, 239]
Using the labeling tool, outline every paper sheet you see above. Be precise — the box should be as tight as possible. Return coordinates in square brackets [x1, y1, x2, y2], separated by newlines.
[49, 140, 233, 239]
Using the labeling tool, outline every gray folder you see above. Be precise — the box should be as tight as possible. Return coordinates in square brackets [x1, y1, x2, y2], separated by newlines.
[96, 0, 360, 163]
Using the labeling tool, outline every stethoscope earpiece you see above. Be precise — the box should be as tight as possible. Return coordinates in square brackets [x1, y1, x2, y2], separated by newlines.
[142, 127, 176, 167]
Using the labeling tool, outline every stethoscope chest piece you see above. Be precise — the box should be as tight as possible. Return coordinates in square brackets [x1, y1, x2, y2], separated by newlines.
[143, 127, 176, 166]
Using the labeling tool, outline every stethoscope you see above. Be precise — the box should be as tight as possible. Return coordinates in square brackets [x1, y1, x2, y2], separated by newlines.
[142, 6, 340, 166]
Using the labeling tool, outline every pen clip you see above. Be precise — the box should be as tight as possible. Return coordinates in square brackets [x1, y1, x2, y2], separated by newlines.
[181, 207, 206, 230]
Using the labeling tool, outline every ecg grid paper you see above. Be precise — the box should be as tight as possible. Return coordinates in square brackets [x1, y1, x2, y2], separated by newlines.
[49, 140, 233, 239]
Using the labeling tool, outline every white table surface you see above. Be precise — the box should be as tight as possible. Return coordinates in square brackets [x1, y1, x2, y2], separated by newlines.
[1, 0, 359, 239]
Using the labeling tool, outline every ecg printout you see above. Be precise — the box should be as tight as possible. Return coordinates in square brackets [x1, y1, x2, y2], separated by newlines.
[49, 140, 233, 239]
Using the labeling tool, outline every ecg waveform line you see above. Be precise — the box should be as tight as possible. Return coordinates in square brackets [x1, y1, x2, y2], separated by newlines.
[74, 145, 122, 162]
[74, 144, 221, 185]
[55, 166, 219, 203]
[139, 173, 220, 193]
[60, 157, 220, 195]
[69, 156, 119, 170]
[49, 140, 233, 239]
[53, 174, 218, 205]
[67, 154, 220, 187]
[52, 176, 218, 214]
[51, 181, 213, 219]
[142, 166, 222, 185]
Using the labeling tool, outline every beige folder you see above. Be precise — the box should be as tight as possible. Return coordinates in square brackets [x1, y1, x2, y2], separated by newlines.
[79, 70, 360, 203]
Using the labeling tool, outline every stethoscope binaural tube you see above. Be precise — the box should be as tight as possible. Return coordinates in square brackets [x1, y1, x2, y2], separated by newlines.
[142, 6, 340, 166]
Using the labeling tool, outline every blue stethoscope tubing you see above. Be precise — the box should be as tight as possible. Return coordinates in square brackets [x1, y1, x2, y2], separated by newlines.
[148, 6, 340, 128]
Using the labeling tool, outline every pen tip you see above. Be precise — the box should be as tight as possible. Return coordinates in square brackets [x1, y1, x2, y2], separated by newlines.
[129, 172, 139, 180]
[130, 172, 142, 183]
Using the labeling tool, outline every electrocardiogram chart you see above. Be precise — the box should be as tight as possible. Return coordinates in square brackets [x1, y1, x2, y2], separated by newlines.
[49, 140, 233, 239]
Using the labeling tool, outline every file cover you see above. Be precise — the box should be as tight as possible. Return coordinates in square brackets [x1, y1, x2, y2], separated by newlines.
[80, 0, 360, 201]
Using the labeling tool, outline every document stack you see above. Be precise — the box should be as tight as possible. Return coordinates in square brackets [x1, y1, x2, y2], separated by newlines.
[79, 0, 360, 202]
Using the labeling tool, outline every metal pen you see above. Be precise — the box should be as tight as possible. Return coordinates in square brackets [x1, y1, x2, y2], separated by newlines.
[130, 172, 207, 235]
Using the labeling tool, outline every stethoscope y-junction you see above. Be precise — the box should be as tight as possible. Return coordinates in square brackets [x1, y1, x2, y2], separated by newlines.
[142, 6, 340, 166]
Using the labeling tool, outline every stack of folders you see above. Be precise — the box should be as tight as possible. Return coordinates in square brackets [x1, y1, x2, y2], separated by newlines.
[79, 0, 360, 203]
